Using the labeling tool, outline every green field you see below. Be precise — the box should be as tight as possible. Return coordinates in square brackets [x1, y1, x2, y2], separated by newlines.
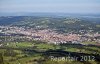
[0, 41, 100, 64]
[5, 42, 33, 48]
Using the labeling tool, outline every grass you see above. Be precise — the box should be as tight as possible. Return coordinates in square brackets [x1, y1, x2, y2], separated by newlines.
[0, 49, 41, 64]
[65, 47, 80, 52]
[5, 42, 33, 48]
[34, 43, 55, 50]
[0, 49, 6, 53]
[8, 56, 41, 64]
[82, 41, 97, 45]
[13, 50, 23, 54]
[62, 44, 100, 54]
[0, 41, 100, 64]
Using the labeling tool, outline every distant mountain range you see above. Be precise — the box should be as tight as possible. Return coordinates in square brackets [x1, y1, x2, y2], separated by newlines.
[0, 12, 100, 17]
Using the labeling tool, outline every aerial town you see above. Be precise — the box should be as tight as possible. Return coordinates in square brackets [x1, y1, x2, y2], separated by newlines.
[0, 26, 100, 45]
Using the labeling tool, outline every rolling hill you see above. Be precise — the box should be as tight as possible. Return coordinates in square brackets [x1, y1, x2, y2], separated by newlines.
[0, 16, 100, 33]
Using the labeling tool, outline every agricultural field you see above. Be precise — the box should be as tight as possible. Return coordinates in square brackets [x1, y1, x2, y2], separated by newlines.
[0, 41, 100, 64]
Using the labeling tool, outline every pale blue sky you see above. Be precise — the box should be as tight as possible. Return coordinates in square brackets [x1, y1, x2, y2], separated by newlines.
[0, 0, 100, 13]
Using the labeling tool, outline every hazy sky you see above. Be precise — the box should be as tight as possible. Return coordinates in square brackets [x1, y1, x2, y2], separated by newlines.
[0, 0, 100, 14]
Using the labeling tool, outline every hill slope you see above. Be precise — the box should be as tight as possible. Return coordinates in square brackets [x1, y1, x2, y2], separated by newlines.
[0, 16, 100, 33]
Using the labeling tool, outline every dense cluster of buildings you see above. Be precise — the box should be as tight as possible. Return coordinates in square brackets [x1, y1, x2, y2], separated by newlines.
[0, 26, 100, 45]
